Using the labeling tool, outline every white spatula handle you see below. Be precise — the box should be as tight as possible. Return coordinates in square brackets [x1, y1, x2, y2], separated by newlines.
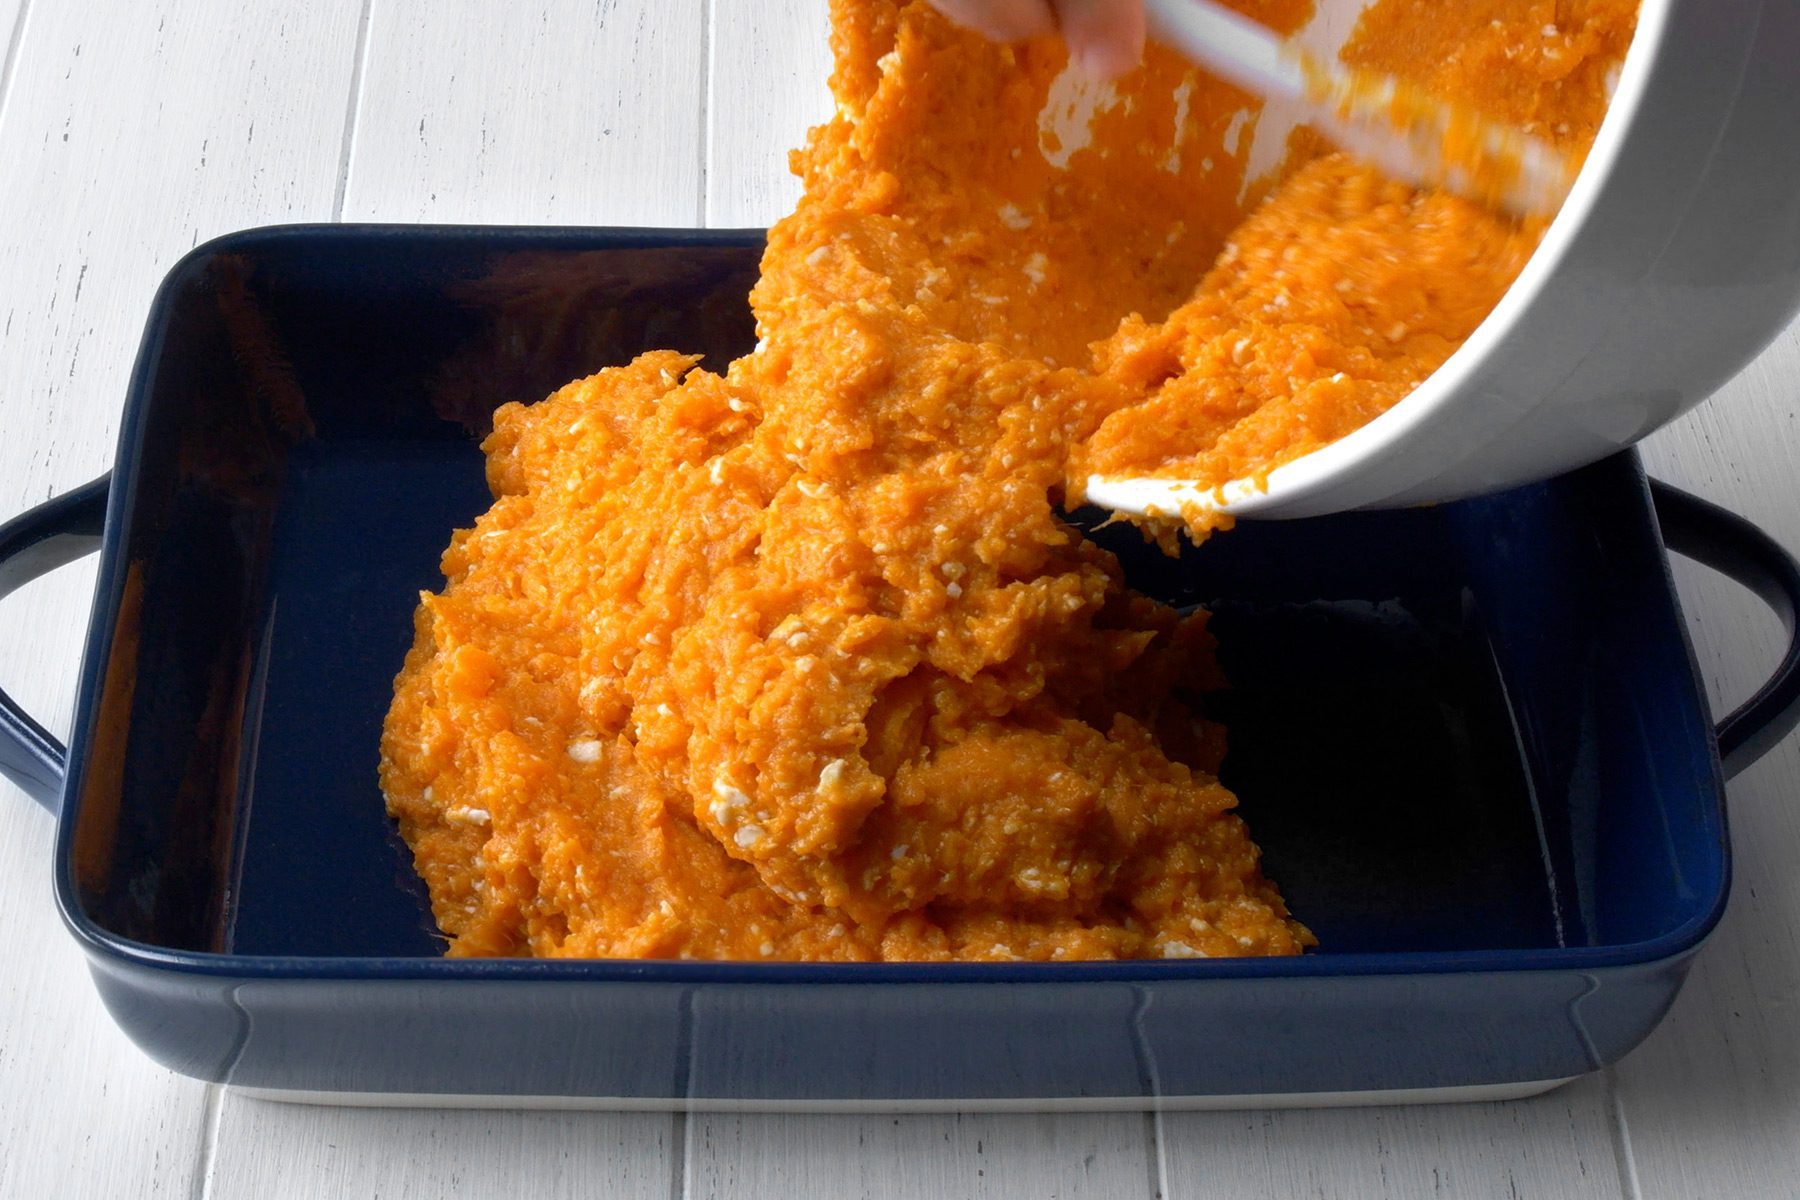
[1143, 0, 1574, 217]
[1144, 0, 1310, 104]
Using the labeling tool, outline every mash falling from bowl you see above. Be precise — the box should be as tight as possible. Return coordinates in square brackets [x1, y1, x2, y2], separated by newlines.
[381, 0, 1635, 961]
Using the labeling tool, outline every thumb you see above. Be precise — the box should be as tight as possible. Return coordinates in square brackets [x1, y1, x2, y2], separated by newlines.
[1052, 0, 1146, 78]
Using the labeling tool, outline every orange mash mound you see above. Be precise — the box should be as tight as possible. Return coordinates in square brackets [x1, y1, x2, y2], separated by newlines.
[382, 0, 1634, 960]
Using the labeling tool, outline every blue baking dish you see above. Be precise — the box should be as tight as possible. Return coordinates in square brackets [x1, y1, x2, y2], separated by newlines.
[3, 225, 1798, 1109]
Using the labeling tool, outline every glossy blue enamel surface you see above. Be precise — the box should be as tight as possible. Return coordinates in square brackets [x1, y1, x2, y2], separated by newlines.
[46, 225, 1742, 1102]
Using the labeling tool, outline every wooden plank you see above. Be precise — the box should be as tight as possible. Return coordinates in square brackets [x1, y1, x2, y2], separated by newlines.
[1607, 325, 1800, 1200]
[201, 4, 705, 1193]
[202, 1100, 676, 1199]
[687, 1112, 1157, 1199]
[0, 1, 366, 1197]
[339, 0, 707, 225]
[1158, 1075, 1627, 1199]
[704, 0, 834, 228]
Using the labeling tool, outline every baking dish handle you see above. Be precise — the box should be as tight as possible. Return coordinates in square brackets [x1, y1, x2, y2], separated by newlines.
[4, 477, 1790, 802]
[1652, 479, 1800, 781]
[0, 475, 110, 815]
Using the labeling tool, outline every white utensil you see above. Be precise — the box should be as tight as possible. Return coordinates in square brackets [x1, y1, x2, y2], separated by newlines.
[1143, 0, 1575, 217]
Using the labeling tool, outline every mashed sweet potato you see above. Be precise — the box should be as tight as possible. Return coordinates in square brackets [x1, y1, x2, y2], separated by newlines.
[381, 0, 1634, 960]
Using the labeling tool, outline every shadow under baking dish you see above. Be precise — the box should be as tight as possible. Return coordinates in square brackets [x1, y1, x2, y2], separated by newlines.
[55, 225, 1728, 1103]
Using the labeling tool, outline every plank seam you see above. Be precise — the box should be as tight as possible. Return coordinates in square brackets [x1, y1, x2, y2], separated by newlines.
[188, 1083, 224, 1200]
[1602, 1067, 1645, 1200]
[697, 0, 713, 226]
[0, 0, 35, 135]
[332, 0, 376, 221]
[669, 1111, 688, 1200]
[1146, 1110, 1167, 1199]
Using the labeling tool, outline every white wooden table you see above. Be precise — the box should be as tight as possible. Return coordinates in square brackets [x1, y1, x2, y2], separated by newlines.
[1, 3, 1796, 1196]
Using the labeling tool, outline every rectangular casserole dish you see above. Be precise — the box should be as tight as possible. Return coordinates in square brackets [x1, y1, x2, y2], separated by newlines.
[2, 225, 1797, 1109]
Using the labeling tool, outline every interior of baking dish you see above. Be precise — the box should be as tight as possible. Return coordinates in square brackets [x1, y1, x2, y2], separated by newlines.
[60, 227, 1726, 968]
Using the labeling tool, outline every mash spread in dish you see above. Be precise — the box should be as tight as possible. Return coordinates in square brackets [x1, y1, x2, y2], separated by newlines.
[382, 0, 1634, 960]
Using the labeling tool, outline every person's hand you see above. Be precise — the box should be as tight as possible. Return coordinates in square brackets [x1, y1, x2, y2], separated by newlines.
[929, 0, 1146, 79]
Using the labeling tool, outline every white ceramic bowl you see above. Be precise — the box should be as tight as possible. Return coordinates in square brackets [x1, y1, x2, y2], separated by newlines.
[1088, 0, 1800, 520]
